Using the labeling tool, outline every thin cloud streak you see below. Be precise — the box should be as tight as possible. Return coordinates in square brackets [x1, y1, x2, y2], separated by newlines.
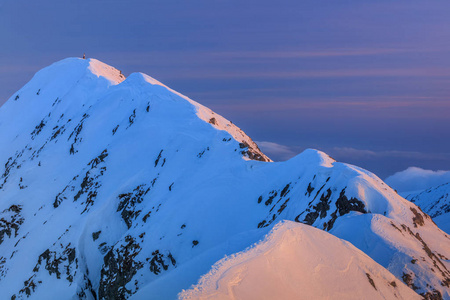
[255, 141, 298, 161]
[208, 48, 432, 59]
[176, 68, 450, 80]
[330, 147, 450, 161]
[210, 98, 450, 112]
[96, 46, 446, 65]
[254, 142, 450, 166]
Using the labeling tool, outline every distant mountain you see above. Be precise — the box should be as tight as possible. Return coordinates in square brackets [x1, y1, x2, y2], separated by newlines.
[405, 183, 450, 234]
[0, 58, 448, 299]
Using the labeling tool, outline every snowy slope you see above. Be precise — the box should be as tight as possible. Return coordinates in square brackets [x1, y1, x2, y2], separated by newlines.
[405, 183, 450, 233]
[0, 58, 449, 300]
[179, 221, 420, 300]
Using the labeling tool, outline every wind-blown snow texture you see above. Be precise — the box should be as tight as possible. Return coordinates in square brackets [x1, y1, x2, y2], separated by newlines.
[179, 221, 420, 300]
[0, 58, 449, 299]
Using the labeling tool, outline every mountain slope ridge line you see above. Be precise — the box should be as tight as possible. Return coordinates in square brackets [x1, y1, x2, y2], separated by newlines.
[0, 57, 448, 299]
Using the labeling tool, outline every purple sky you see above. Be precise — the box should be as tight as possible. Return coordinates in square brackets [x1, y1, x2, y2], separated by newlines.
[1, 0, 449, 178]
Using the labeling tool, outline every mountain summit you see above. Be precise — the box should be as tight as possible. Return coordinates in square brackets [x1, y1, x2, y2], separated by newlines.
[0, 58, 449, 299]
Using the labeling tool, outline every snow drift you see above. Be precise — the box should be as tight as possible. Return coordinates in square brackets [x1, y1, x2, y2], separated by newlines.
[179, 221, 420, 300]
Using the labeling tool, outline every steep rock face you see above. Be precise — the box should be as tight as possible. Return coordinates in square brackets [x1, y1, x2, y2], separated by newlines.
[0, 58, 448, 299]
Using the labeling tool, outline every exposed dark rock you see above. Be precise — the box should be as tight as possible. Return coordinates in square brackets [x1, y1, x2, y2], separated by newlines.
[264, 190, 278, 206]
[277, 198, 290, 214]
[99, 235, 143, 299]
[280, 183, 291, 198]
[52, 97, 61, 107]
[128, 109, 136, 127]
[112, 125, 119, 135]
[257, 220, 267, 228]
[148, 250, 168, 275]
[142, 211, 151, 223]
[306, 182, 314, 196]
[17, 275, 41, 297]
[92, 231, 101, 241]
[0, 256, 7, 279]
[335, 189, 366, 216]
[238, 141, 268, 162]
[53, 150, 107, 212]
[50, 125, 66, 141]
[390, 221, 403, 233]
[31, 119, 46, 140]
[155, 150, 163, 167]
[76, 275, 97, 300]
[197, 147, 210, 158]
[0, 148, 27, 189]
[410, 207, 425, 227]
[167, 253, 177, 267]
[402, 272, 419, 290]
[302, 189, 332, 227]
[303, 211, 319, 226]
[68, 113, 89, 154]
[209, 117, 217, 125]
[33, 244, 77, 283]
[366, 273, 377, 290]
[422, 290, 443, 300]
[117, 184, 150, 228]
[0, 205, 24, 245]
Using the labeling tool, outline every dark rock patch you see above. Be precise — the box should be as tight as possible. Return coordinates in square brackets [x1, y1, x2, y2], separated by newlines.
[0, 205, 24, 245]
[155, 150, 163, 167]
[112, 125, 119, 135]
[402, 272, 419, 290]
[92, 231, 101, 241]
[53, 150, 108, 212]
[366, 273, 377, 290]
[306, 182, 314, 196]
[209, 117, 217, 125]
[33, 244, 77, 283]
[410, 207, 425, 227]
[99, 235, 143, 299]
[31, 119, 46, 140]
[128, 109, 136, 127]
[117, 184, 150, 228]
[68, 113, 89, 154]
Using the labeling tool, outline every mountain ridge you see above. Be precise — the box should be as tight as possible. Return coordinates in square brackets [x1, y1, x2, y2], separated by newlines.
[0, 58, 448, 299]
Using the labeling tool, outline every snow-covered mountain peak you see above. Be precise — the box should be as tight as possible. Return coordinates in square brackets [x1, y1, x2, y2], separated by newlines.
[14, 57, 125, 99]
[120, 68, 270, 162]
[288, 148, 335, 167]
[180, 221, 421, 300]
[0, 58, 449, 299]
[86, 58, 127, 85]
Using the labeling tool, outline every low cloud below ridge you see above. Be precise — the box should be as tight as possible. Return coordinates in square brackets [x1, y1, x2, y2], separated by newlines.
[385, 167, 450, 193]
